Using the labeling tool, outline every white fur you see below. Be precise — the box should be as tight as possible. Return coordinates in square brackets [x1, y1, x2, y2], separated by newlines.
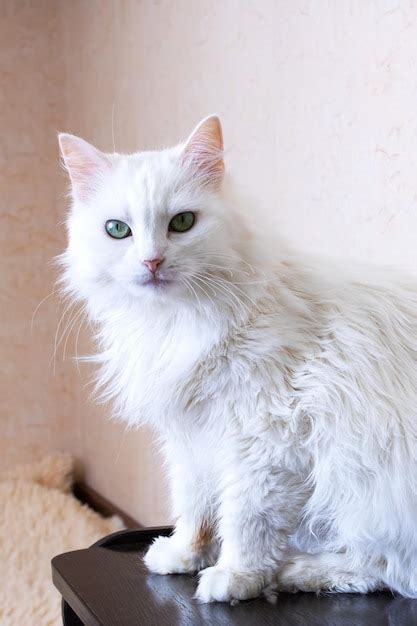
[59, 118, 417, 602]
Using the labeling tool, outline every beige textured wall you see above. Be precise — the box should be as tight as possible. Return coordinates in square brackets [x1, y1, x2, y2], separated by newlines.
[0, 2, 74, 469]
[4, 2, 417, 525]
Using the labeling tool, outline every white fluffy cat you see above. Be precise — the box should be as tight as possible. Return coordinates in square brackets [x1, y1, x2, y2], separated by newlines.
[59, 116, 417, 602]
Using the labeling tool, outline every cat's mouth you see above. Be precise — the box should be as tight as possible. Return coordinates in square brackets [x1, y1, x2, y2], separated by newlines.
[135, 275, 173, 288]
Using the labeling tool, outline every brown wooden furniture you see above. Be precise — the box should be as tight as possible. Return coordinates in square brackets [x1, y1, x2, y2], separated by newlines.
[51, 527, 417, 625]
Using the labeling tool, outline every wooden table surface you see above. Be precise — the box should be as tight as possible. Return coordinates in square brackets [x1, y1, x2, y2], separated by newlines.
[51, 527, 417, 626]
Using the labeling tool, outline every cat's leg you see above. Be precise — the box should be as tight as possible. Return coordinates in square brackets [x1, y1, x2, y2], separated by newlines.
[277, 552, 384, 593]
[196, 442, 306, 602]
[144, 436, 218, 575]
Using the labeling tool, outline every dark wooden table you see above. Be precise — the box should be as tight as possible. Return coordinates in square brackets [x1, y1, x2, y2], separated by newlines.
[51, 527, 417, 625]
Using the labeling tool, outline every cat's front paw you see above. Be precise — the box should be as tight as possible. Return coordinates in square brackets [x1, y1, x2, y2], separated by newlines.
[195, 565, 266, 603]
[144, 535, 206, 575]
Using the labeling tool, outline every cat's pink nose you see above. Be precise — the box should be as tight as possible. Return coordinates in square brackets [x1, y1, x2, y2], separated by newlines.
[143, 258, 164, 274]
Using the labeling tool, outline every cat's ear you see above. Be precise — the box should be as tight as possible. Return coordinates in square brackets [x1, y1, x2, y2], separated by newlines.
[182, 115, 224, 189]
[58, 133, 111, 201]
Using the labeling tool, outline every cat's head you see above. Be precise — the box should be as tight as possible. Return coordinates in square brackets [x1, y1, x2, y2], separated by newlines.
[59, 116, 243, 315]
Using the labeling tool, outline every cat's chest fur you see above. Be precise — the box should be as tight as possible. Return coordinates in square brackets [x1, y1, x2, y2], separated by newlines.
[96, 300, 313, 459]
[96, 305, 226, 427]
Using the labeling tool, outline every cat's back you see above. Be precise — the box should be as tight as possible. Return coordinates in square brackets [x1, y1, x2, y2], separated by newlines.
[315, 259, 417, 362]
[292, 257, 417, 453]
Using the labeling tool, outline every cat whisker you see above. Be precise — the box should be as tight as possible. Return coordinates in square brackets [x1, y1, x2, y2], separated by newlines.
[180, 274, 222, 325]
[198, 274, 258, 332]
[51, 298, 89, 371]
[181, 271, 228, 318]
[63, 305, 86, 363]
[191, 262, 237, 278]
[189, 271, 251, 325]
[192, 252, 258, 276]
[204, 271, 262, 312]
[31, 287, 59, 333]
[74, 310, 87, 375]
[178, 276, 204, 317]
[232, 278, 277, 285]
[192, 270, 257, 314]
[191, 261, 253, 277]
[191, 261, 279, 286]
[186, 274, 222, 320]
[56, 307, 81, 365]
[50, 299, 78, 373]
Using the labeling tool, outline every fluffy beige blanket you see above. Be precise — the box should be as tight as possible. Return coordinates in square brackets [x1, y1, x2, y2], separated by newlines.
[0, 454, 123, 626]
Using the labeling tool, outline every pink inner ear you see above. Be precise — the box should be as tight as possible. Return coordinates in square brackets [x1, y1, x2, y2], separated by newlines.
[59, 134, 110, 200]
[183, 116, 224, 188]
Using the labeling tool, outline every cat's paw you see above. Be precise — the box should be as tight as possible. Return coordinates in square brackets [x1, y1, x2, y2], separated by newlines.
[195, 566, 266, 603]
[144, 535, 205, 574]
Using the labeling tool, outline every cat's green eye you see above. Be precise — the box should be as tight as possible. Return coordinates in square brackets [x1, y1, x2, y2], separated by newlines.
[105, 219, 132, 239]
[168, 211, 195, 233]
